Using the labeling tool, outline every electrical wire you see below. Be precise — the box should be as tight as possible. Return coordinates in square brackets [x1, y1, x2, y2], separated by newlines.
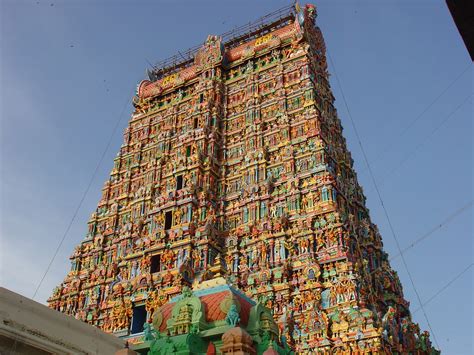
[366, 200, 473, 277]
[359, 63, 471, 175]
[389, 200, 473, 261]
[327, 51, 441, 348]
[412, 263, 473, 314]
[31, 93, 132, 300]
[377, 94, 473, 186]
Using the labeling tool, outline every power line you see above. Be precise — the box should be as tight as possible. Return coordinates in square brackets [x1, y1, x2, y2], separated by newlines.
[366, 200, 473, 278]
[377, 94, 472, 186]
[32, 93, 132, 300]
[390, 200, 473, 261]
[412, 263, 473, 314]
[359, 63, 471, 174]
[327, 51, 440, 349]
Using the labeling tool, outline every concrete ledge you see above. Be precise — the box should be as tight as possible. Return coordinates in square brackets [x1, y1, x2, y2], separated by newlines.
[0, 287, 125, 354]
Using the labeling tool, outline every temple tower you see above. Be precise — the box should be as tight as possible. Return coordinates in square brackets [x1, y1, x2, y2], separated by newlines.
[48, 4, 438, 354]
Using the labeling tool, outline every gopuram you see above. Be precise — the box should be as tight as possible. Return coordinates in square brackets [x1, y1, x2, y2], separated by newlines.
[48, 3, 439, 354]
[134, 276, 293, 355]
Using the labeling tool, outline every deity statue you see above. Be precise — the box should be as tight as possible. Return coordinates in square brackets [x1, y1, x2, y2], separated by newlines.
[192, 249, 202, 269]
[112, 299, 132, 331]
[174, 208, 183, 225]
[155, 213, 165, 228]
[225, 304, 240, 326]
[260, 242, 268, 266]
[161, 248, 175, 269]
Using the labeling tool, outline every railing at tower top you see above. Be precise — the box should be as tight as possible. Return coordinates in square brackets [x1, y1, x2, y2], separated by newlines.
[220, 3, 296, 49]
[148, 3, 297, 81]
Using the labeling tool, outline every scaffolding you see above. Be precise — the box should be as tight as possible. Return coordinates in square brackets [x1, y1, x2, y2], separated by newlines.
[148, 3, 297, 81]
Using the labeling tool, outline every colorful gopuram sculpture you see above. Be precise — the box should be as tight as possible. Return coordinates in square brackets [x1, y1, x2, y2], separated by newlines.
[48, 4, 440, 354]
[134, 276, 293, 355]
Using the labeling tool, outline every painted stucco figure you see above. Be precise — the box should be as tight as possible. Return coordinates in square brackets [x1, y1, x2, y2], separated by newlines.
[48, 3, 439, 354]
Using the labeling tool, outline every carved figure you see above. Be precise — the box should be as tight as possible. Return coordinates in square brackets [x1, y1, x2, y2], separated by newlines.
[225, 304, 240, 326]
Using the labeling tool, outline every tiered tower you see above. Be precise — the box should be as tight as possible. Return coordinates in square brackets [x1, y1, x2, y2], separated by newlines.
[49, 4, 438, 354]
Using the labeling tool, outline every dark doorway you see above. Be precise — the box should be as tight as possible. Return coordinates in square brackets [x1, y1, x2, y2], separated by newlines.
[164, 211, 172, 230]
[176, 175, 183, 190]
[130, 305, 147, 334]
[150, 255, 160, 273]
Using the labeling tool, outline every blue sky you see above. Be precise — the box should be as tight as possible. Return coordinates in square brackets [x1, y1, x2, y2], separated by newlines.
[1, 0, 472, 353]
